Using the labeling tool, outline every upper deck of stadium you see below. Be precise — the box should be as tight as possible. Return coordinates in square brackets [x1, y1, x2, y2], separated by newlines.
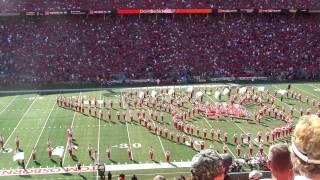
[0, 0, 320, 12]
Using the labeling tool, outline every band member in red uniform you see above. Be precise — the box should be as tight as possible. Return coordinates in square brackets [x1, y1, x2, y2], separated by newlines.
[68, 145, 73, 156]
[257, 131, 262, 143]
[224, 132, 228, 143]
[165, 150, 171, 162]
[182, 134, 186, 144]
[106, 145, 111, 159]
[233, 132, 238, 144]
[110, 100, 113, 109]
[223, 144, 228, 154]
[127, 146, 132, 160]
[149, 146, 154, 161]
[265, 131, 270, 143]
[190, 125, 194, 135]
[176, 133, 181, 143]
[259, 144, 264, 155]
[94, 150, 98, 161]
[108, 111, 112, 122]
[249, 143, 253, 156]
[217, 129, 221, 140]
[196, 127, 200, 137]
[88, 106, 92, 115]
[88, 144, 93, 158]
[117, 111, 120, 121]
[48, 145, 52, 159]
[203, 128, 207, 139]
[130, 112, 134, 123]
[160, 112, 164, 122]
[240, 133, 244, 144]
[190, 138, 194, 149]
[159, 127, 163, 137]
[32, 147, 37, 161]
[15, 136, 20, 151]
[123, 111, 126, 121]
[94, 106, 97, 117]
[237, 144, 241, 157]
[200, 141, 205, 150]
[247, 132, 252, 144]
[211, 128, 215, 141]
[164, 128, 168, 139]
[0, 135, 4, 150]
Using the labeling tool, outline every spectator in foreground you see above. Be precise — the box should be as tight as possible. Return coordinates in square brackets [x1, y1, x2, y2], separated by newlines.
[249, 170, 263, 180]
[154, 175, 166, 180]
[190, 149, 225, 180]
[291, 115, 320, 180]
[267, 144, 293, 180]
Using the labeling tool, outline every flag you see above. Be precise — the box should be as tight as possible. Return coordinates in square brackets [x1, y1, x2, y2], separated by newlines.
[214, 91, 220, 99]
[196, 91, 203, 97]
[168, 88, 174, 96]
[257, 86, 265, 92]
[277, 89, 287, 95]
[151, 90, 157, 98]
[187, 86, 193, 92]
[52, 147, 64, 157]
[222, 88, 230, 95]
[138, 91, 144, 99]
[13, 152, 24, 161]
[239, 87, 247, 94]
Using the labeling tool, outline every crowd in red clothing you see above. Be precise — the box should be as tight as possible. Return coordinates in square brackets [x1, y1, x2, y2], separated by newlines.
[1, 0, 320, 12]
[0, 14, 319, 86]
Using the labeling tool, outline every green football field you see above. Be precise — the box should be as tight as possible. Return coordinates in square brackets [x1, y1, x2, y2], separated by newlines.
[0, 83, 319, 179]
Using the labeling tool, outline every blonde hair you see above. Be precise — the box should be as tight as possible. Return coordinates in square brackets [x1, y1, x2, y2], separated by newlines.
[291, 115, 320, 176]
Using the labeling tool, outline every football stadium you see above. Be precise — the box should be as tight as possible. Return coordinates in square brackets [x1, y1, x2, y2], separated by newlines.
[0, 1, 320, 180]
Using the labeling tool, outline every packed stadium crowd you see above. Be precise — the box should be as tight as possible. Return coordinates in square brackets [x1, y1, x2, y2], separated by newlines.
[0, 14, 319, 86]
[1, 0, 320, 12]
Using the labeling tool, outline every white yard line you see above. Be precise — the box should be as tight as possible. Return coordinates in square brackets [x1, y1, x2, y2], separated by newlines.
[145, 106, 166, 158]
[96, 91, 102, 180]
[97, 91, 102, 162]
[120, 90, 134, 160]
[294, 85, 319, 100]
[0, 96, 17, 114]
[62, 92, 81, 165]
[26, 101, 56, 167]
[4, 95, 38, 147]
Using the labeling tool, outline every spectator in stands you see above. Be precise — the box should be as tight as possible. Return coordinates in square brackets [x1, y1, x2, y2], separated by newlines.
[266, 143, 293, 180]
[190, 149, 225, 180]
[291, 115, 320, 180]
[249, 170, 263, 180]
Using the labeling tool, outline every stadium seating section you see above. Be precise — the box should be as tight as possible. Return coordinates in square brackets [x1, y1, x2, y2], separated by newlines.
[0, 14, 319, 85]
[1, 0, 320, 11]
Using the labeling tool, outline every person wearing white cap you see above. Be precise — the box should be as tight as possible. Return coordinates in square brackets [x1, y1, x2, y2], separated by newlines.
[291, 115, 320, 180]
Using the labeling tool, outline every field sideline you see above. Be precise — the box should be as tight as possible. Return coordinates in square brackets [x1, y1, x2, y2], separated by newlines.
[0, 83, 319, 179]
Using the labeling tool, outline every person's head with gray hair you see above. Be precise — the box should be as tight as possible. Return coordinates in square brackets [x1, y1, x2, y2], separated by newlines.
[190, 149, 225, 180]
[267, 143, 293, 180]
[249, 170, 262, 180]
[154, 175, 166, 180]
